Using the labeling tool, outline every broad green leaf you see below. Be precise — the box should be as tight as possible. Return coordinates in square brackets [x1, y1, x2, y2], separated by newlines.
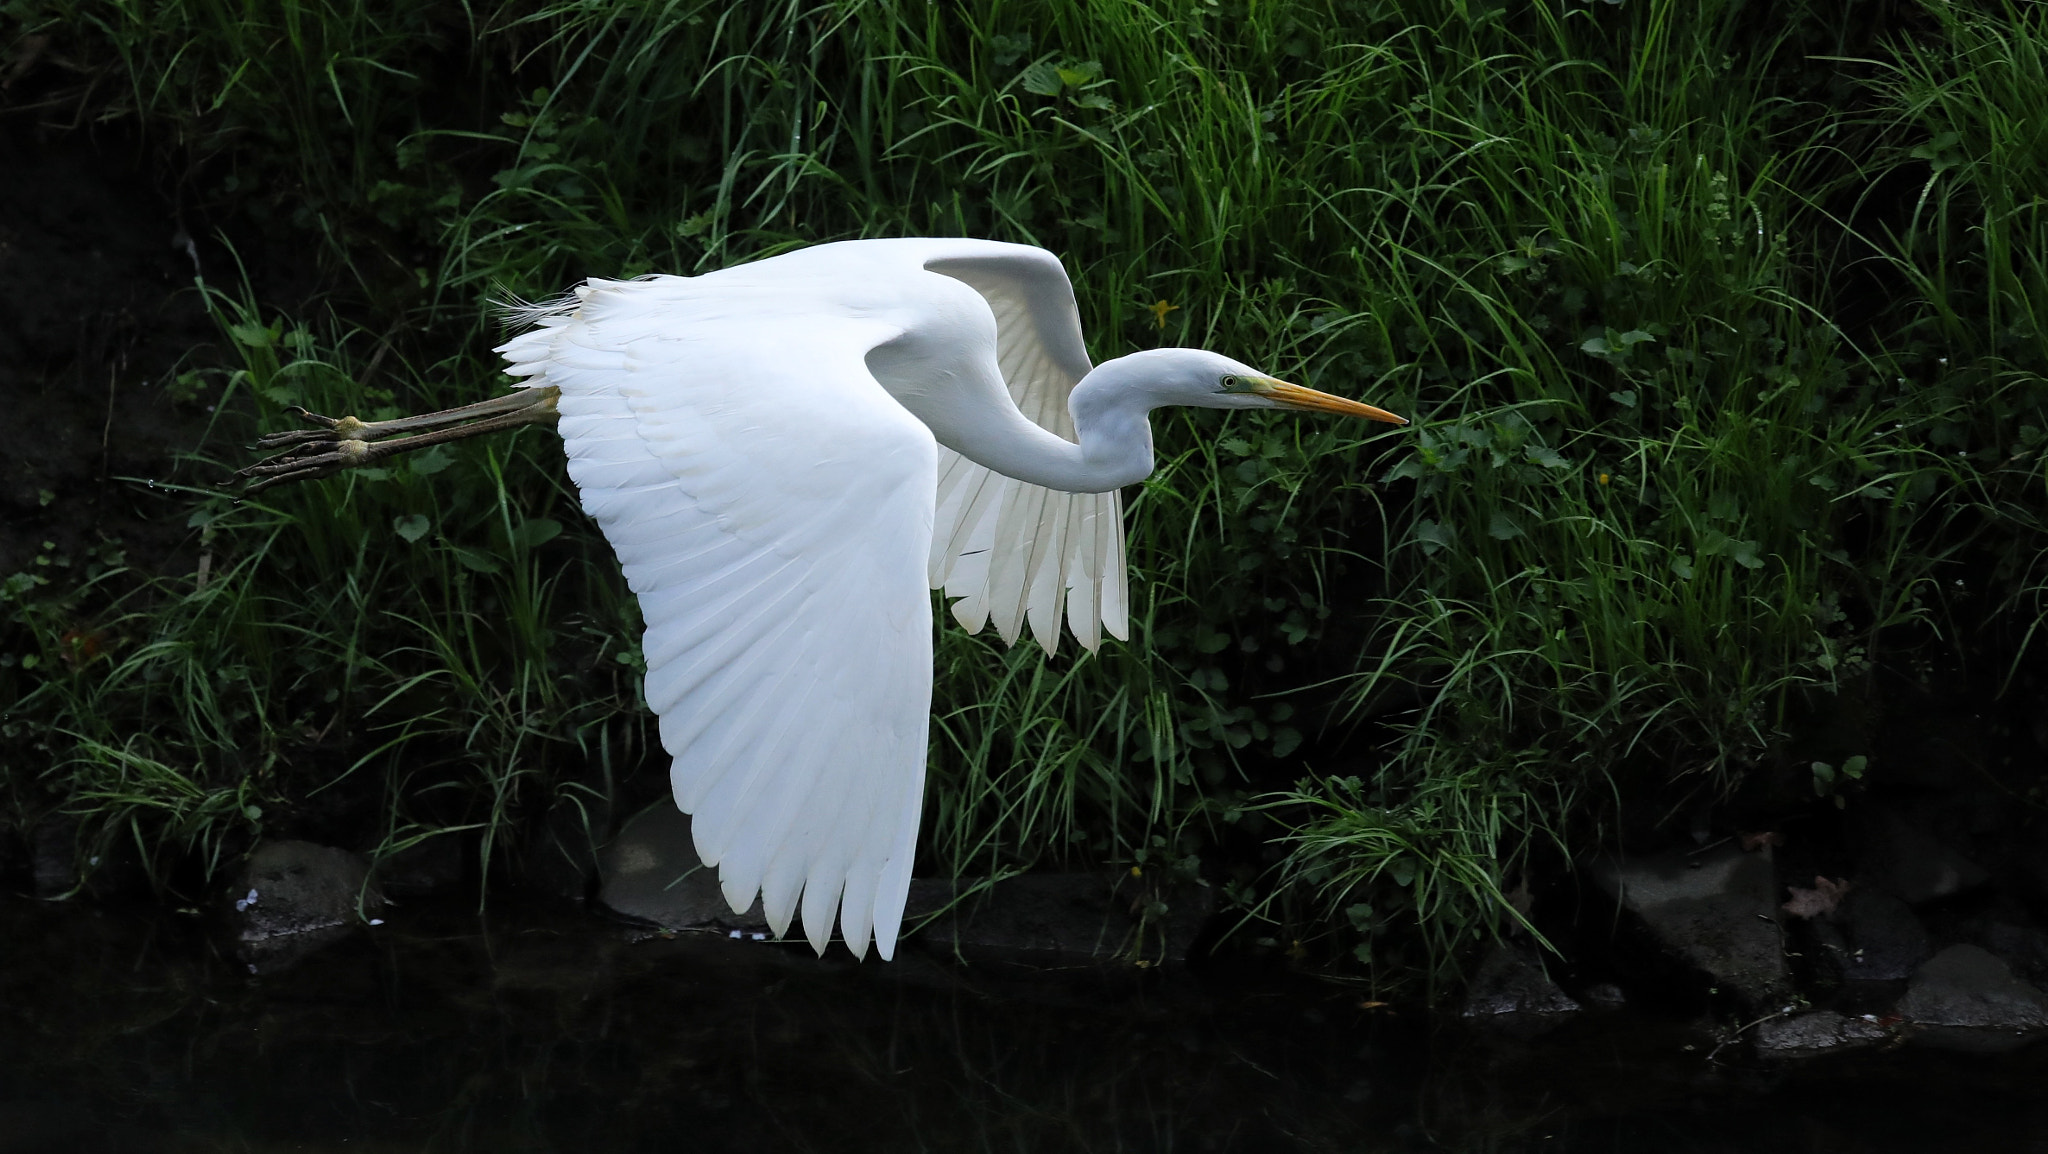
[511, 517, 563, 550]
[449, 545, 502, 575]
[408, 445, 454, 476]
[1412, 518, 1456, 555]
[1019, 61, 1062, 95]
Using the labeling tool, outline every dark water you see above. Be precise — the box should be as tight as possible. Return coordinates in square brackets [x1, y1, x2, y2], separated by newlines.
[4, 895, 2045, 1152]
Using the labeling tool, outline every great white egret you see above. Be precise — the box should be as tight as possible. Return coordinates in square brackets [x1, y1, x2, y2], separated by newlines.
[242, 238, 1407, 960]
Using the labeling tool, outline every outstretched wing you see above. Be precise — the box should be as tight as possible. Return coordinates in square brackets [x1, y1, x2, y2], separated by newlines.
[498, 277, 933, 960]
[922, 246, 1129, 654]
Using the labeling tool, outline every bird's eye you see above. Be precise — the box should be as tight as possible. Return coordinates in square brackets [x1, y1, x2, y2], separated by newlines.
[1218, 375, 1245, 392]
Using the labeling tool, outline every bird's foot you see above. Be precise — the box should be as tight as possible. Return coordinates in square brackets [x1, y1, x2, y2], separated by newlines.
[249, 408, 378, 452]
[237, 433, 381, 492]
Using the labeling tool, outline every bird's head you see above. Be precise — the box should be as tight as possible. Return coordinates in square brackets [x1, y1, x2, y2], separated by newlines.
[1092, 348, 1408, 425]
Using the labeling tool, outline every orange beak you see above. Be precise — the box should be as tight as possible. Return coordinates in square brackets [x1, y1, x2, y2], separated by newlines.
[1253, 378, 1409, 425]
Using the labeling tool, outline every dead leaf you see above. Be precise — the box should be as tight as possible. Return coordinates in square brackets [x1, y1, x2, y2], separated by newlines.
[1782, 875, 1850, 919]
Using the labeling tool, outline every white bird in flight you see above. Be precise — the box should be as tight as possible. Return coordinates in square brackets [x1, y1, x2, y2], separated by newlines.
[243, 238, 1407, 960]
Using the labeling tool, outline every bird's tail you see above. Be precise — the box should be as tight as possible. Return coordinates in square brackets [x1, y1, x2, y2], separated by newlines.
[491, 283, 585, 333]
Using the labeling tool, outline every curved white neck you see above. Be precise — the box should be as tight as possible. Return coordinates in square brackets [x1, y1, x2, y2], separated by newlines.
[961, 380, 1152, 493]
[885, 360, 1156, 495]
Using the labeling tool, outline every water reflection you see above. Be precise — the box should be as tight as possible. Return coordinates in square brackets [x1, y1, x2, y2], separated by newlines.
[3, 895, 2044, 1152]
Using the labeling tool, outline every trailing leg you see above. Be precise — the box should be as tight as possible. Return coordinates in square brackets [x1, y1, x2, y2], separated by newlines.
[238, 387, 561, 491]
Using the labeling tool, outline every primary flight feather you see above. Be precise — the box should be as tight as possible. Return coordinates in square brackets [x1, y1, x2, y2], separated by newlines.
[242, 237, 1407, 959]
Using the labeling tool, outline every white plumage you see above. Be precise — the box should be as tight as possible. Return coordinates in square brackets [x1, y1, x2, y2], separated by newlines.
[484, 238, 1406, 960]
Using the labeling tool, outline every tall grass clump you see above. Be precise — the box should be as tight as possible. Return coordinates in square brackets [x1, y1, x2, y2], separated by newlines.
[5, 0, 2043, 986]
[1846, 0, 2048, 666]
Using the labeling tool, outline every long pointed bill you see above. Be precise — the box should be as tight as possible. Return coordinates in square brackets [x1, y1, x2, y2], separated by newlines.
[1252, 377, 1408, 425]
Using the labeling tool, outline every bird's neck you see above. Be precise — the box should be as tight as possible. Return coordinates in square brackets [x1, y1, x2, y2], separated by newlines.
[938, 371, 1154, 494]
[878, 349, 1154, 494]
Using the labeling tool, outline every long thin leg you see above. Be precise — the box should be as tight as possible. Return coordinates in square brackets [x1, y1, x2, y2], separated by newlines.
[251, 388, 560, 451]
[238, 387, 561, 492]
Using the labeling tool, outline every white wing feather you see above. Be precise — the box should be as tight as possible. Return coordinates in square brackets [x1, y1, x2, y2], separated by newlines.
[498, 277, 933, 960]
[922, 247, 1130, 654]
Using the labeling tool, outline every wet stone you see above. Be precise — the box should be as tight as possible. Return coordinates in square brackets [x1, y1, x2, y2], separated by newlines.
[231, 841, 381, 972]
[597, 803, 766, 933]
[1458, 942, 1581, 1037]
[1751, 1011, 1892, 1061]
[1590, 843, 1791, 1006]
[1580, 982, 1628, 1011]
[1806, 915, 1856, 983]
[1834, 887, 1932, 981]
[1898, 944, 2048, 1054]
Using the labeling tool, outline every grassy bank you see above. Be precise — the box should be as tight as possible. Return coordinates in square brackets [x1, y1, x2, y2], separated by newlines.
[3, 0, 2043, 988]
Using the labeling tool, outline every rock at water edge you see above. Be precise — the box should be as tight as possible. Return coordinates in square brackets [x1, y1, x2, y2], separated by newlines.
[1590, 843, 1792, 1006]
[1458, 942, 1581, 1037]
[231, 841, 381, 971]
[597, 802, 766, 933]
[1751, 1011, 1891, 1061]
[1897, 944, 2048, 1054]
